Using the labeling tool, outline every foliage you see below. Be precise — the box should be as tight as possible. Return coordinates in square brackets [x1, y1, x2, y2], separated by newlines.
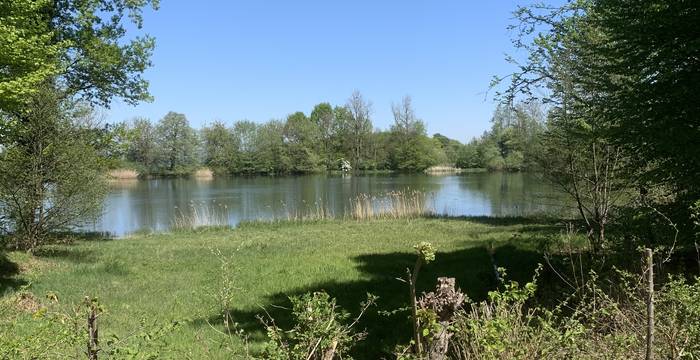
[154, 112, 199, 175]
[0, 0, 157, 249]
[344, 91, 374, 170]
[0, 290, 179, 359]
[498, 0, 699, 248]
[127, 117, 159, 174]
[202, 121, 238, 175]
[260, 291, 376, 360]
[0, 87, 107, 251]
[310, 102, 336, 169]
[386, 96, 441, 172]
[588, 0, 700, 223]
[452, 102, 546, 171]
[449, 268, 700, 359]
[0, 0, 157, 117]
[414, 242, 436, 264]
[0, 0, 62, 116]
[449, 267, 559, 359]
[284, 112, 322, 173]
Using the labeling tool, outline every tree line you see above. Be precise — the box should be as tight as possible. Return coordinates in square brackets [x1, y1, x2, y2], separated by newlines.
[105, 94, 547, 176]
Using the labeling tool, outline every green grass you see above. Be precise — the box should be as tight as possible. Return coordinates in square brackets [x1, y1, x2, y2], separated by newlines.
[1, 217, 561, 358]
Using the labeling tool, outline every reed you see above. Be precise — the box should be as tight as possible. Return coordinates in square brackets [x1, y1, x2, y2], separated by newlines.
[348, 189, 434, 220]
[171, 191, 434, 228]
[194, 168, 214, 179]
[277, 199, 336, 222]
[424, 165, 464, 174]
[171, 201, 229, 230]
[107, 168, 139, 179]
[261, 190, 434, 224]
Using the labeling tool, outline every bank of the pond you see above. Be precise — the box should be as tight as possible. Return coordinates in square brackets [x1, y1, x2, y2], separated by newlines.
[1, 217, 559, 359]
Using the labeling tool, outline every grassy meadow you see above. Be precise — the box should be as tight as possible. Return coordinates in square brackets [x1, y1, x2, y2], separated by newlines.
[1, 217, 562, 358]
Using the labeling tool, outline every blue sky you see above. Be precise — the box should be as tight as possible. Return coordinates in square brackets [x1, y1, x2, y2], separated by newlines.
[108, 1, 529, 142]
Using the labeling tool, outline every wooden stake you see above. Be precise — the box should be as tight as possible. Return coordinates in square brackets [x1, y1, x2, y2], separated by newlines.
[408, 260, 423, 355]
[645, 248, 654, 360]
[87, 300, 99, 360]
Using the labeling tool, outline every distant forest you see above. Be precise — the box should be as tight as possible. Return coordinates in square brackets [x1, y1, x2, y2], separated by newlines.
[102, 92, 545, 176]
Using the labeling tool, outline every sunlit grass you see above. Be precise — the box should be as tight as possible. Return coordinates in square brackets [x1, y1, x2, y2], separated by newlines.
[3, 217, 563, 358]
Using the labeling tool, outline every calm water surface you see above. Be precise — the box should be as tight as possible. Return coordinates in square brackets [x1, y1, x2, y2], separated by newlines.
[94, 173, 564, 236]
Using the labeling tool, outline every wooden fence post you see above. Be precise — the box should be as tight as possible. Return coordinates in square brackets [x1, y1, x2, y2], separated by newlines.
[645, 248, 654, 360]
[87, 299, 99, 360]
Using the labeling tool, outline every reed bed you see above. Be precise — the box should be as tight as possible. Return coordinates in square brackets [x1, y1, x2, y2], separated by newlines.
[193, 168, 214, 179]
[275, 190, 433, 222]
[279, 199, 336, 222]
[348, 189, 434, 220]
[171, 201, 229, 230]
[171, 191, 434, 229]
[107, 168, 139, 179]
[424, 165, 465, 174]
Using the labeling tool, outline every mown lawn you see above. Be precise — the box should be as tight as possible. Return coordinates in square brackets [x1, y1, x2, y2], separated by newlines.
[1, 217, 560, 358]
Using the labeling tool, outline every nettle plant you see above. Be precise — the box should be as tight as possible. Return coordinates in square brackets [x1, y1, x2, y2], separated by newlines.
[260, 291, 377, 360]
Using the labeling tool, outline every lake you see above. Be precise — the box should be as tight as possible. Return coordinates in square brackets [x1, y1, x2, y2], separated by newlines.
[94, 172, 565, 236]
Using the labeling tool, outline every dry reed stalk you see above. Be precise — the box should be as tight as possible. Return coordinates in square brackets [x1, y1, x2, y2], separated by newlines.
[107, 168, 139, 179]
[194, 168, 214, 179]
[172, 202, 228, 230]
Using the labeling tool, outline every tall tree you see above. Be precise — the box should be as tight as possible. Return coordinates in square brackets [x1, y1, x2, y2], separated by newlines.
[127, 118, 158, 173]
[257, 120, 290, 175]
[202, 121, 237, 174]
[331, 105, 353, 169]
[284, 112, 321, 173]
[231, 120, 259, 174]
[391, 96, 422, 136]
[310, 103, 335, 169]
[388, 96, 439, 171]
[345, 91, 373, 170]
[501, 1, 629, 251]
[155, 112, 198, 175]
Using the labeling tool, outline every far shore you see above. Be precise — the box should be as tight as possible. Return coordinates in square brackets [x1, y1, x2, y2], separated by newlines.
[107, 166, 496, 180]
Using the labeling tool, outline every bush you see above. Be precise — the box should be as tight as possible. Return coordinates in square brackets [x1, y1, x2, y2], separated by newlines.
[260, 291, 376, 360]
[448, 269, 700, 359]
[0, 88, 107, 251]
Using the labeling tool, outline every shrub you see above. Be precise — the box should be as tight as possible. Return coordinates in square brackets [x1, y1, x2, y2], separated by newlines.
[260, 291, 376, 360]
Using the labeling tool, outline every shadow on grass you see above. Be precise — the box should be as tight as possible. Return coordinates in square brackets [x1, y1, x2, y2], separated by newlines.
[32, 247, 99, 264]
[0, 252, 26, 295]
[50, 231, 115, 242]
[29, 232, 113, 264]
[426, 214, 562, 227]
[193, 244, 545, 359]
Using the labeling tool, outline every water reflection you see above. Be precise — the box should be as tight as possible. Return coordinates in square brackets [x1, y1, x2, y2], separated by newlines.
[95, 173, 565, 236]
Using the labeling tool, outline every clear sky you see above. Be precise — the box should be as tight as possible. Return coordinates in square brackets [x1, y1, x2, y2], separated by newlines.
[108, 1, 528, 142]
